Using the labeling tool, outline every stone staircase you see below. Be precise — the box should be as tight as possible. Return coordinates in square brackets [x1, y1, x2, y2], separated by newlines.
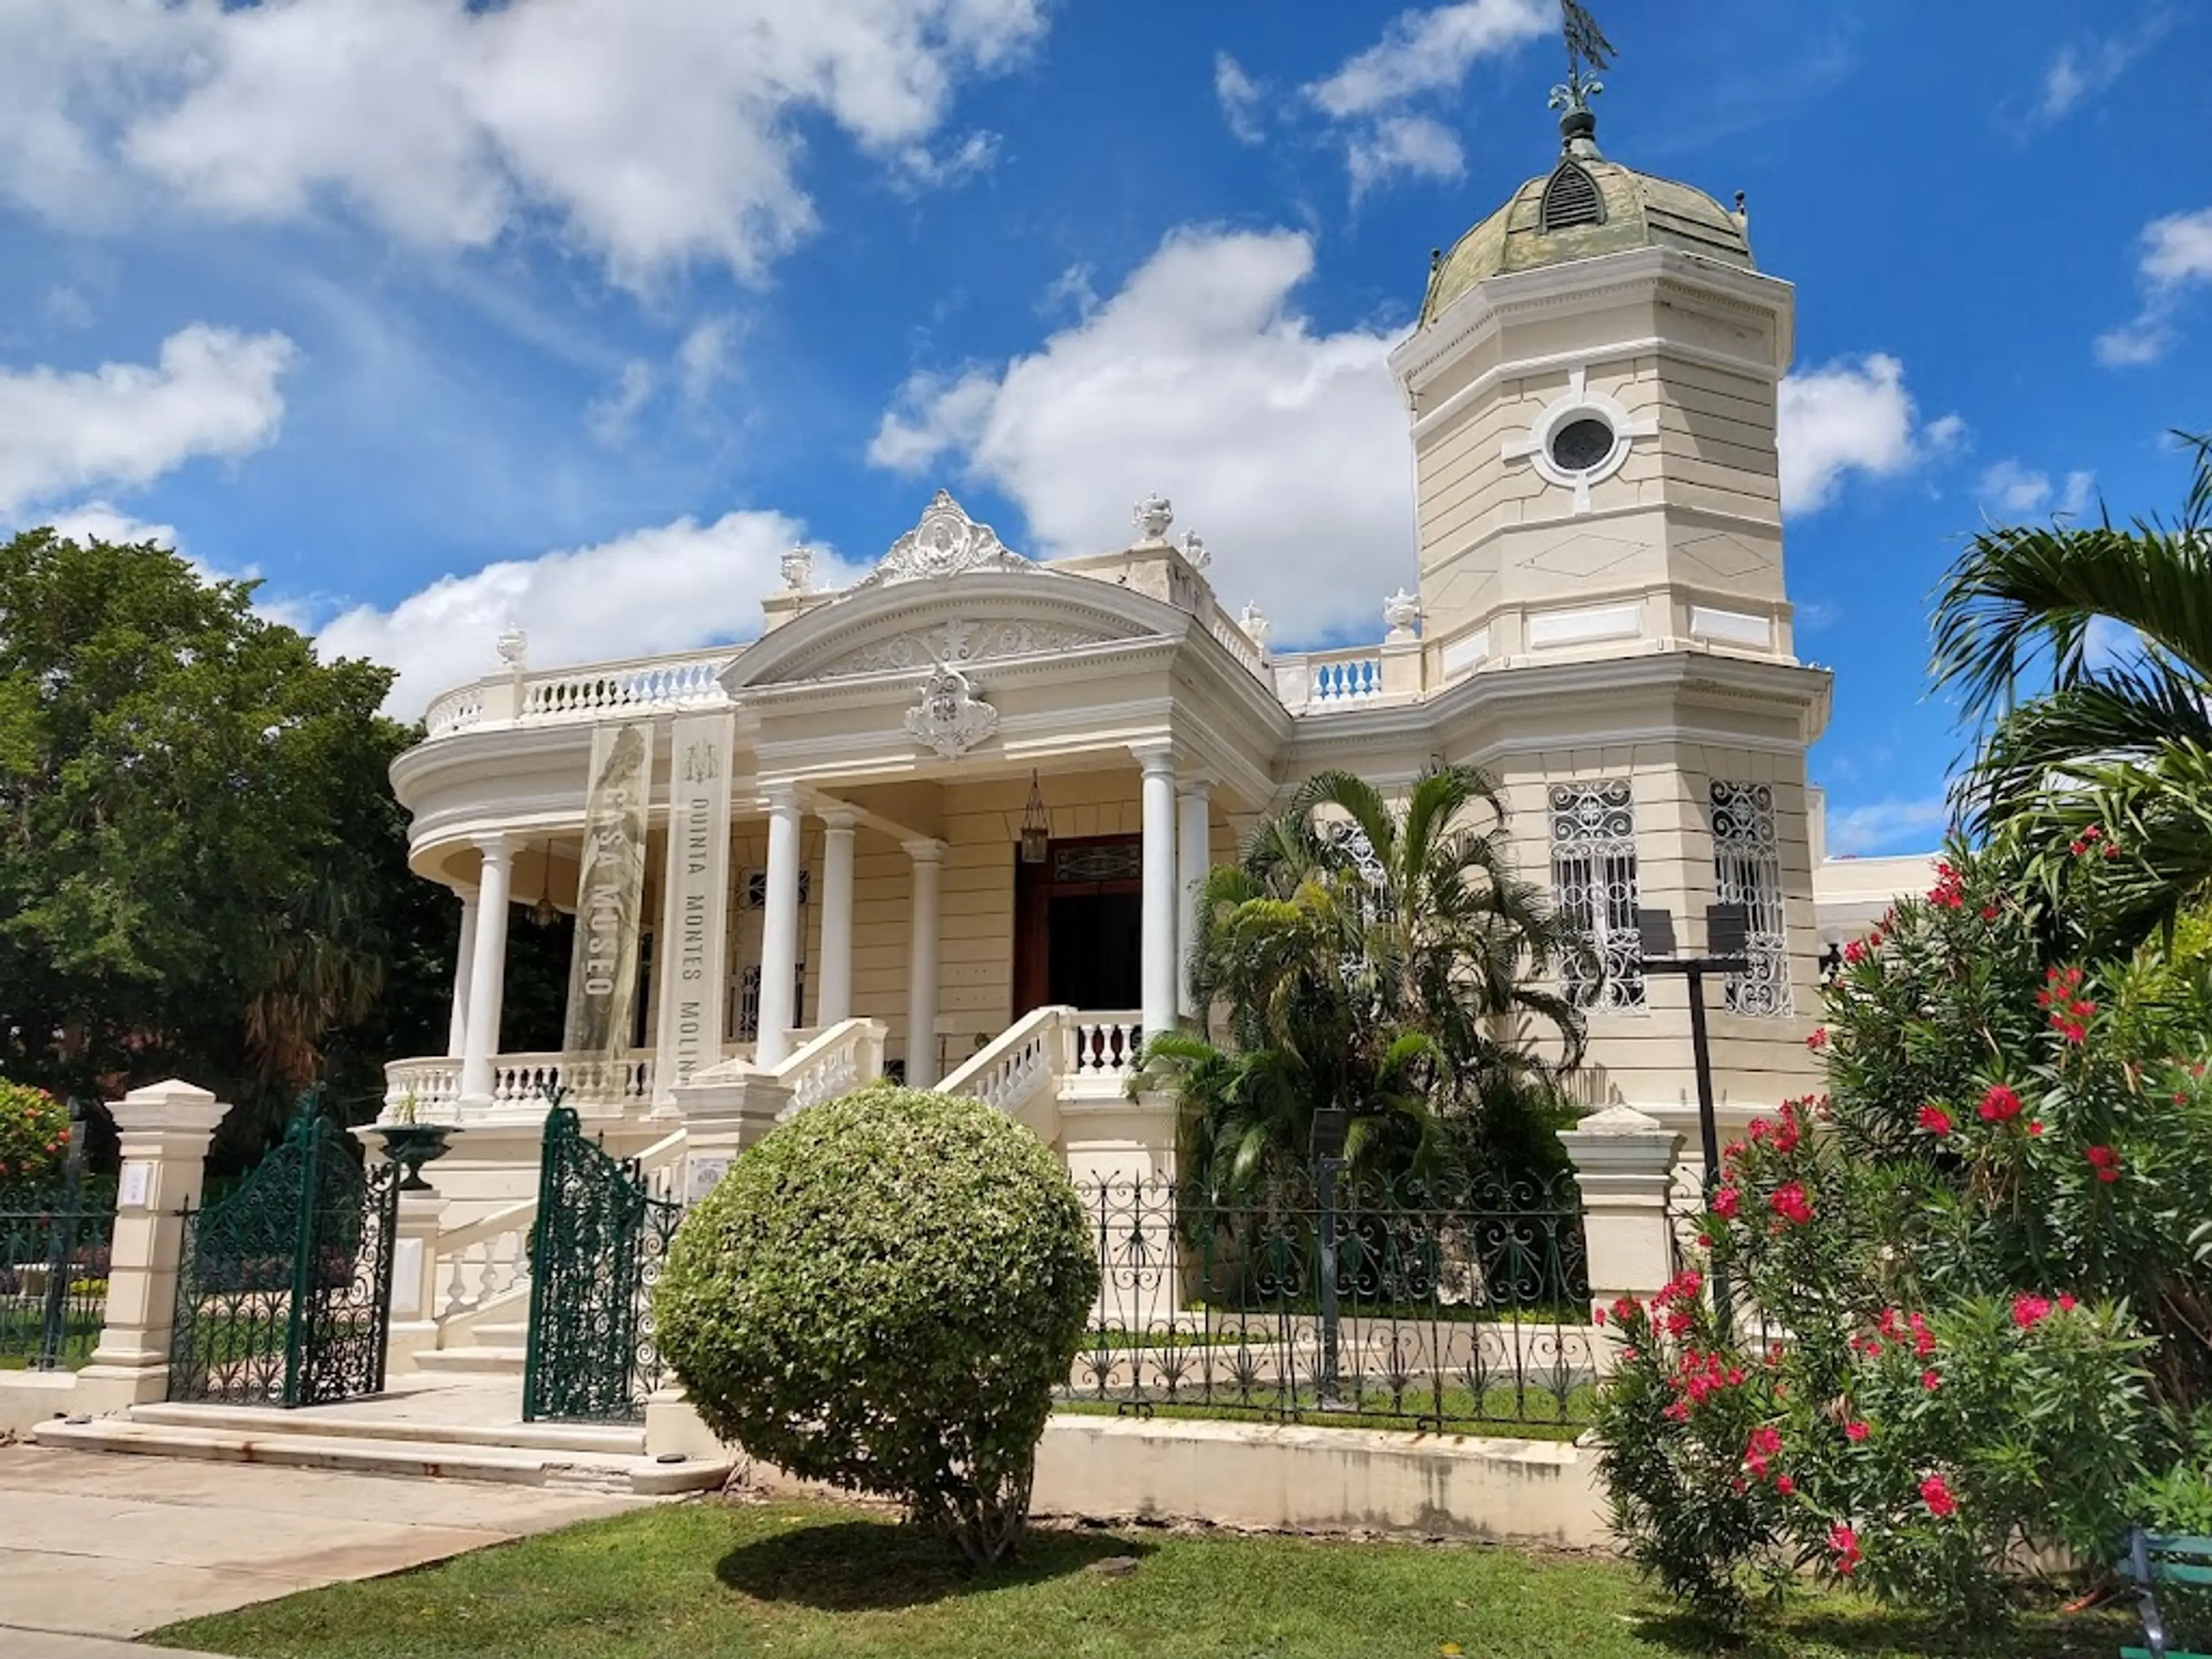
[32, 1379, 728, 1496]
[412, 1317, 528, 1377]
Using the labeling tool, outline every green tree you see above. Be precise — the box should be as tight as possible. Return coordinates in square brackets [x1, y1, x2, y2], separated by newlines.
[1145, 764, 1587, 1194]
[1931, 431, 2212, 945]
[0, 529, 449, 1161]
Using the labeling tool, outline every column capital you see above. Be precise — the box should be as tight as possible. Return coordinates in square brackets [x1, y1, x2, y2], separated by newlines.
[761, 781, 803, 814]
[452, 882, 481, 903]
[472, 832, 516, 862]
[820, 805, 861, 834]
[109, 1078, 230, 1138]
[1176, 771, 1216, 795]
[903, 836, 947, 864]
[1129, 741, 1179, 777]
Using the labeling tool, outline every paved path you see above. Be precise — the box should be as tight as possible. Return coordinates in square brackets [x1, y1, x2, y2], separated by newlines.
[0, 1442, 643, 1644]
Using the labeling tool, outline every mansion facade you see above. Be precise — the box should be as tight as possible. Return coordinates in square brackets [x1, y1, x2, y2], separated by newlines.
[382, 104, 1933, 1222]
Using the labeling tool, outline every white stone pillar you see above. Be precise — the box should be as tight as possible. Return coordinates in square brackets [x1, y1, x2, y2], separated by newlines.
[1135, 745, 1179, 1041]
[755, 786, 805, 1070]
[1175, 778, 1211, 1020]
[75, 1080, 233, 1414]
[904, 839, 944, 1088]
[818, 808, 858, 1026]
[1557, 1103, 1685, 1346]
[446, 888, 479, 1058]
[458, 836, 514, 1108]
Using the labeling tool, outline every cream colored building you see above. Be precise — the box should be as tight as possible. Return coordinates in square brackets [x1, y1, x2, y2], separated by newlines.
[382, 100, 1935, 1222]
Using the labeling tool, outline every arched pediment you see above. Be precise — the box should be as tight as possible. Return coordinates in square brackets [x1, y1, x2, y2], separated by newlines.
[724, 570, 1179, 691]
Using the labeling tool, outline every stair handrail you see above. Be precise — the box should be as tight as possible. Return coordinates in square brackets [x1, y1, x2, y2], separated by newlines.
[939, 1005, 1071, 1114]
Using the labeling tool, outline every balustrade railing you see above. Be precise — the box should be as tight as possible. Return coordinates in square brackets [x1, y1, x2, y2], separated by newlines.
[775, 1018, 889, 1116]
[940, 1005, 1067, 1115]
[416, 648, 735, 739]
[1066, 1015, 1145, 1078]
[383, 1053, 654, 1120]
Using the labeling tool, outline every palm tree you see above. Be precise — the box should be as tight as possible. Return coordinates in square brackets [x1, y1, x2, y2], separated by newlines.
[1931, 432, 2212, 942]
[1141, 763, 1588, 1197]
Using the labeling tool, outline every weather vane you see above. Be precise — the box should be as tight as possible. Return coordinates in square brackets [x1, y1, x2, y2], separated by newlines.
[1550, 0, 1615, 119]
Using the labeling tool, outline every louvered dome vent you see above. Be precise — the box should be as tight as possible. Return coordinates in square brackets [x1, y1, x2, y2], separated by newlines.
[1540, 160, 1604, 231]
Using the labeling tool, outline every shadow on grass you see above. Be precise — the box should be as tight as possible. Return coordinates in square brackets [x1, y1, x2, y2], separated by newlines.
[716, 1519, 1155, 1612]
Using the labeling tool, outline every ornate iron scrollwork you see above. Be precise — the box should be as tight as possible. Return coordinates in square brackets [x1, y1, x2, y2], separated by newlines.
[1548, 781, 1645, 1011]
[1710, 779, 1791, 1017]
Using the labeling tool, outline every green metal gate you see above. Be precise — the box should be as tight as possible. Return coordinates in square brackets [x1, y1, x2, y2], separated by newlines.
[168, 1108, 401, 1407]
[522, 1103, 682, 1423]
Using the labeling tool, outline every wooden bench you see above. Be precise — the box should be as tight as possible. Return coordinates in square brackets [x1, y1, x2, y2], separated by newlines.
[2122, 1529, 2212, 1659]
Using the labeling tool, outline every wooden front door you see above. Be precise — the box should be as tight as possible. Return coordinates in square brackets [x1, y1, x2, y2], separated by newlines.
[1013, 835, 1145, 1016]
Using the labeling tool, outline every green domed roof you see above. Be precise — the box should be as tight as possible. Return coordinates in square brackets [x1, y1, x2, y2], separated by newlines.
[1418, 132, 1753, 327]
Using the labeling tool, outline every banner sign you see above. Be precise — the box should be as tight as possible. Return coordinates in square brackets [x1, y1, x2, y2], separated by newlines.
[654, 712, 734, 1095]
[562, 722, 654, 1062]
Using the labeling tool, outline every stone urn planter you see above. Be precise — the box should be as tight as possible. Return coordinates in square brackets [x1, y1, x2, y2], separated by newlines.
[372, 1122, 459, 1193]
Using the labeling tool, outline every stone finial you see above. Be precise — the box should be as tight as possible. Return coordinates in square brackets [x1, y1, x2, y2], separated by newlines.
[1179, 530, 1210, 570]
[1382, 588, 1421, 641]
[1133, 493, 1174, 544]
[781, 546, 816, 592]
[495, 626, 529, 668]
[1237, 602, 1271, 655]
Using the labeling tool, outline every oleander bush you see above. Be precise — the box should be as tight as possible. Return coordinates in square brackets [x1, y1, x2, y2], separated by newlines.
[0, 1079, 69, 1189]
[654, 1084, 1100, 1566]
[1596, 843, 2212, 1631]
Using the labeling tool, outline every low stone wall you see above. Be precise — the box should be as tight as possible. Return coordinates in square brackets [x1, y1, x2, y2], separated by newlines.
[1032, 1415, 1608, 1547]
[0, 1369, 81, 1435]
[647, 1392, 1609, 1547]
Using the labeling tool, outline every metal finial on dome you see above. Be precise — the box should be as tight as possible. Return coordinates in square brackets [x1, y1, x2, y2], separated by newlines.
[1547, 1, 1614, 157]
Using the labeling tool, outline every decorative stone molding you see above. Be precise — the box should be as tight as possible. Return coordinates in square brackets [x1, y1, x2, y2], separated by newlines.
[1179, 530, 1209, 570]
[1382, 589, 1421, 641]
[1133, 493, 1174, 544]
[810, 616, 1122, 681]
[904, 664, 998, 758]
[495, 627, 528, 668]
[1499, 366, 1660, 516]
[779, 547, 815, 592]
[850, 490, 1035, 588]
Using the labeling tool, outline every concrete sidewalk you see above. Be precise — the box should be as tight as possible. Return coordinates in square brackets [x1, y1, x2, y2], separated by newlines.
[2, 1630, 238, 1658]
[0, 1442, 643, 1643]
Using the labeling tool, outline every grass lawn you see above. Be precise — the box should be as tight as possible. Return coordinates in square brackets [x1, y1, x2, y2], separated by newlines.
[153, 1494, 2134, 1659]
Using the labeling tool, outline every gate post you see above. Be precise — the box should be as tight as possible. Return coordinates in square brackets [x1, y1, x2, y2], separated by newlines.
[1558, 1103, 1683, 1367]
[76, 1080, 234, 1415]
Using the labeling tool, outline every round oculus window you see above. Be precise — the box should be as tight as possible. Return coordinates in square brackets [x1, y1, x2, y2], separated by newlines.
[1548, 415, 1616, 474]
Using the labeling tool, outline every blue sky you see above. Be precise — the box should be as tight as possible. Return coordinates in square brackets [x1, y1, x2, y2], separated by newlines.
[1, 1, 2207, 856]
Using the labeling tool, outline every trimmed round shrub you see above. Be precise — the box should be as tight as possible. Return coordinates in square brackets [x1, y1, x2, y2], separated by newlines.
[0, 1080, 69, 1189]
[654, 1084, 1100, 1565]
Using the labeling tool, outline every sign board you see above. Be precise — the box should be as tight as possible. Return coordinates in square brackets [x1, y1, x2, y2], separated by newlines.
[654, 712, 735, 1097]
[562, 722, 656, 1060]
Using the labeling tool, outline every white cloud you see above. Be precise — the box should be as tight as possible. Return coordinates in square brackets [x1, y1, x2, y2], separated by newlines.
[1302, 0, 1548, 196]
[1824, 798, 1949, 858]
[676, 318, 735, 404]
[1347, 116, 1465, 199]
[1308, 0, 1551, 119]
[586, 361, 657, 446]
[869, 226, 1414, 644]
[0, 325, 295, 517]
[1979, 461, 2099, 518]
[1775, 353, 1957, 515]
[894, 130, 1002, 193]
[2097, 204, 2212, 367]
[1214, 52, 1265, 146]
[34, 501, 179, 549]
[316, 510, 870, 719]
[2020, 13, 2173, 131]
[1, 0, 1048, 289]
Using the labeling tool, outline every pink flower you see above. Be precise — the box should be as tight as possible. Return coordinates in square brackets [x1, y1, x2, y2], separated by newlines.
[1775, 1474, 1796, 1495]
[2012, 1294, 2053, 1330]
[2028, 1120, 2046, 1138]
[1807, 1027, 1830, 1051]
[1711, 1186, 1741, 1220]
[1845, 1420, 1869, 1443]
[2059, 1293, 2077, 1313]
[1591, 1306, 1606, 1326]
[1919, 1475, 1959, 1519]
[1830, 1524, 1862, 1574]
[1921, 1369, 1942, 1392]
[1918, 1104, 1953, 1136]
[2086, 1145, 2122, 1183]
[1769, 1182, 1814, 1226]
[1979, 1084, 2022, 1123]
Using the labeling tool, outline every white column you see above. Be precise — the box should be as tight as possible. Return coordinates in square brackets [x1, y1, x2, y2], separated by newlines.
[1176, 778, 1211, 1020]
[459, 836, 514, 1108]
[904, 839, 944, 1088]
[446, 888, 479, 1058]
[755, 786, 805, 1070]
[1135, 745, 1179, 1041]
[818, 808, 858, 1026]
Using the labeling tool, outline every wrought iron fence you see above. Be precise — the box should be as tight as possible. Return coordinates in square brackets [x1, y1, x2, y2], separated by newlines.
[0, 1165, 117, 1372]
[1069, 1165, 1597, 1431]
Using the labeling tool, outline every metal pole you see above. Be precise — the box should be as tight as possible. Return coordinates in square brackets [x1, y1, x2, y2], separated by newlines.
[1316, 1154, 1343, 1407]
[36, 1104, 86, 1370]
[1684, 968, 1735, 1340]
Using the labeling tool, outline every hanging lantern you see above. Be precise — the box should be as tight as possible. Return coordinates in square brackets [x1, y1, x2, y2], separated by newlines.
[1018, 771, 1051, 865]
[528, 841, 560, 927]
